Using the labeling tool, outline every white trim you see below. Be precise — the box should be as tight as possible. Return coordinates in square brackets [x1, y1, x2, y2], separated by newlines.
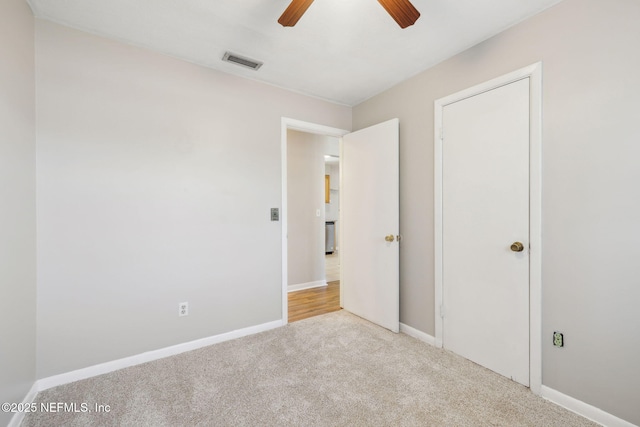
[288, 280, 327, 292]
[541, 386, 637, 427]
[528, 62, 543, 396]
[338, 138, 344, 309]
[37, 319, 282, 391]
[283, 118, 350, 138]
[281, 118, 349, 324]
[8, 382, 38, 427]
[400, 323, 436, 346]
[434, 62, 543, 394]
[434, 101, 444, 349]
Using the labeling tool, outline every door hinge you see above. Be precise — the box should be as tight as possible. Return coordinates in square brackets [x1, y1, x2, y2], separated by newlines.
[439, 128, 444, 141]
[439, 304, 445, 318]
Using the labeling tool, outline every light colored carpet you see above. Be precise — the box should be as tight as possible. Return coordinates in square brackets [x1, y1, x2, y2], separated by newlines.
[22, 311, 598, 426]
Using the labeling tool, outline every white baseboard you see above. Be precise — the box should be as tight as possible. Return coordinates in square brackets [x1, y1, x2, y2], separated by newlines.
[37, 319, 283, 391]
[8, 382, 38, 427]
[400, 322, 436, 346]
[541, 385, 637, 427]
[288, 280, 327, 293]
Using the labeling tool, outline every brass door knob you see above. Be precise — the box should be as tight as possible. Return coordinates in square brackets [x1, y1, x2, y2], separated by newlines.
[385, 235, 395, 242]
[510, 242, 524, 252]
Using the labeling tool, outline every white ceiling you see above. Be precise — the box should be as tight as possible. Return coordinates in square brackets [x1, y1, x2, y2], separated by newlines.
[27, 0, 562, 106]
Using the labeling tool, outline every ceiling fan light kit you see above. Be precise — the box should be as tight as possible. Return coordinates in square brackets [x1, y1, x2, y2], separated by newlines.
[278, 0, 420, 28]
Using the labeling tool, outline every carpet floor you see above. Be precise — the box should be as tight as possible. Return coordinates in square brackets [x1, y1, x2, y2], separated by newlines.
[22, 311, 598, 426]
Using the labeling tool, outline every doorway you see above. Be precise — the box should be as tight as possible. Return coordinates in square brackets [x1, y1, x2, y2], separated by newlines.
[285, 128, 342, 322]
[434, 63, 542, 393]
[281, 119, 349, 323]
[324, 152, 340, 283]
[281, 118, 400, 330]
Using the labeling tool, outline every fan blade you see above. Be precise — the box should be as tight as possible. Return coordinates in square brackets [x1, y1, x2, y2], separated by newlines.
[377, 0, 421, 28]
[278, 0, 315, 27]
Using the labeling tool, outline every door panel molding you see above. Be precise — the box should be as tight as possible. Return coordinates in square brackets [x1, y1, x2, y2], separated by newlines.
[433, 62, 542, 394]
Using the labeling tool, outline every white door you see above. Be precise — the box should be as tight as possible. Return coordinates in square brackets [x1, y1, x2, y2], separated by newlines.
[441, 78, 530, 385]
[341, 119, 400, 333]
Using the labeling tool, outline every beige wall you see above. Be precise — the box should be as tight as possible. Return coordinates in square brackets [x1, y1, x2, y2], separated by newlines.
[35, 20, 351, 378]
[0, 0, 37, 424]
[287, 130, 327, 288]
[353, 0, 640, 424]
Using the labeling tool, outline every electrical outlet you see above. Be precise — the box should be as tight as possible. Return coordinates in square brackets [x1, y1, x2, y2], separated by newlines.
[179, 302, 189, 317]
[271, 208, 279, 221]
[553, 331, 564, 347]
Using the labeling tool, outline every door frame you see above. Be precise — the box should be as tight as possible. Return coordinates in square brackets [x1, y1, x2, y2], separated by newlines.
[433, 62, 542, 394]
[281, 118, 349, 324]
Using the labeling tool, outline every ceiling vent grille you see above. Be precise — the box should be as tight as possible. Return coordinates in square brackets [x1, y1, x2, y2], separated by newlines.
[222, 52, 263, 71]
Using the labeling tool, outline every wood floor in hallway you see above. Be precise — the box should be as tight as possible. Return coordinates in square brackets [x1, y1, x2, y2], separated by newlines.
[288, 280, 341, 323]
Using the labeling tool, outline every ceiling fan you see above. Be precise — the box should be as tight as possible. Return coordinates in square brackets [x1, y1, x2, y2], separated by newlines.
[278, 0, 420, 29]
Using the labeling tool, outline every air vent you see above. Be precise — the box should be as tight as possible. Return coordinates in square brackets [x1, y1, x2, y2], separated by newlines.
[222, 52, 263, 71]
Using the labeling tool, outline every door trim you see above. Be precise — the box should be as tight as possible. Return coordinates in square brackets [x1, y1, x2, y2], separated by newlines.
[281, 118, 349, 324]
[433, 62, 542, 394]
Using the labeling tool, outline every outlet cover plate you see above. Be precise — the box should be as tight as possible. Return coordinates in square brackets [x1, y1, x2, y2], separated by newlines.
[179, 302, 189, 317]
[553, 331, 564, 347]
